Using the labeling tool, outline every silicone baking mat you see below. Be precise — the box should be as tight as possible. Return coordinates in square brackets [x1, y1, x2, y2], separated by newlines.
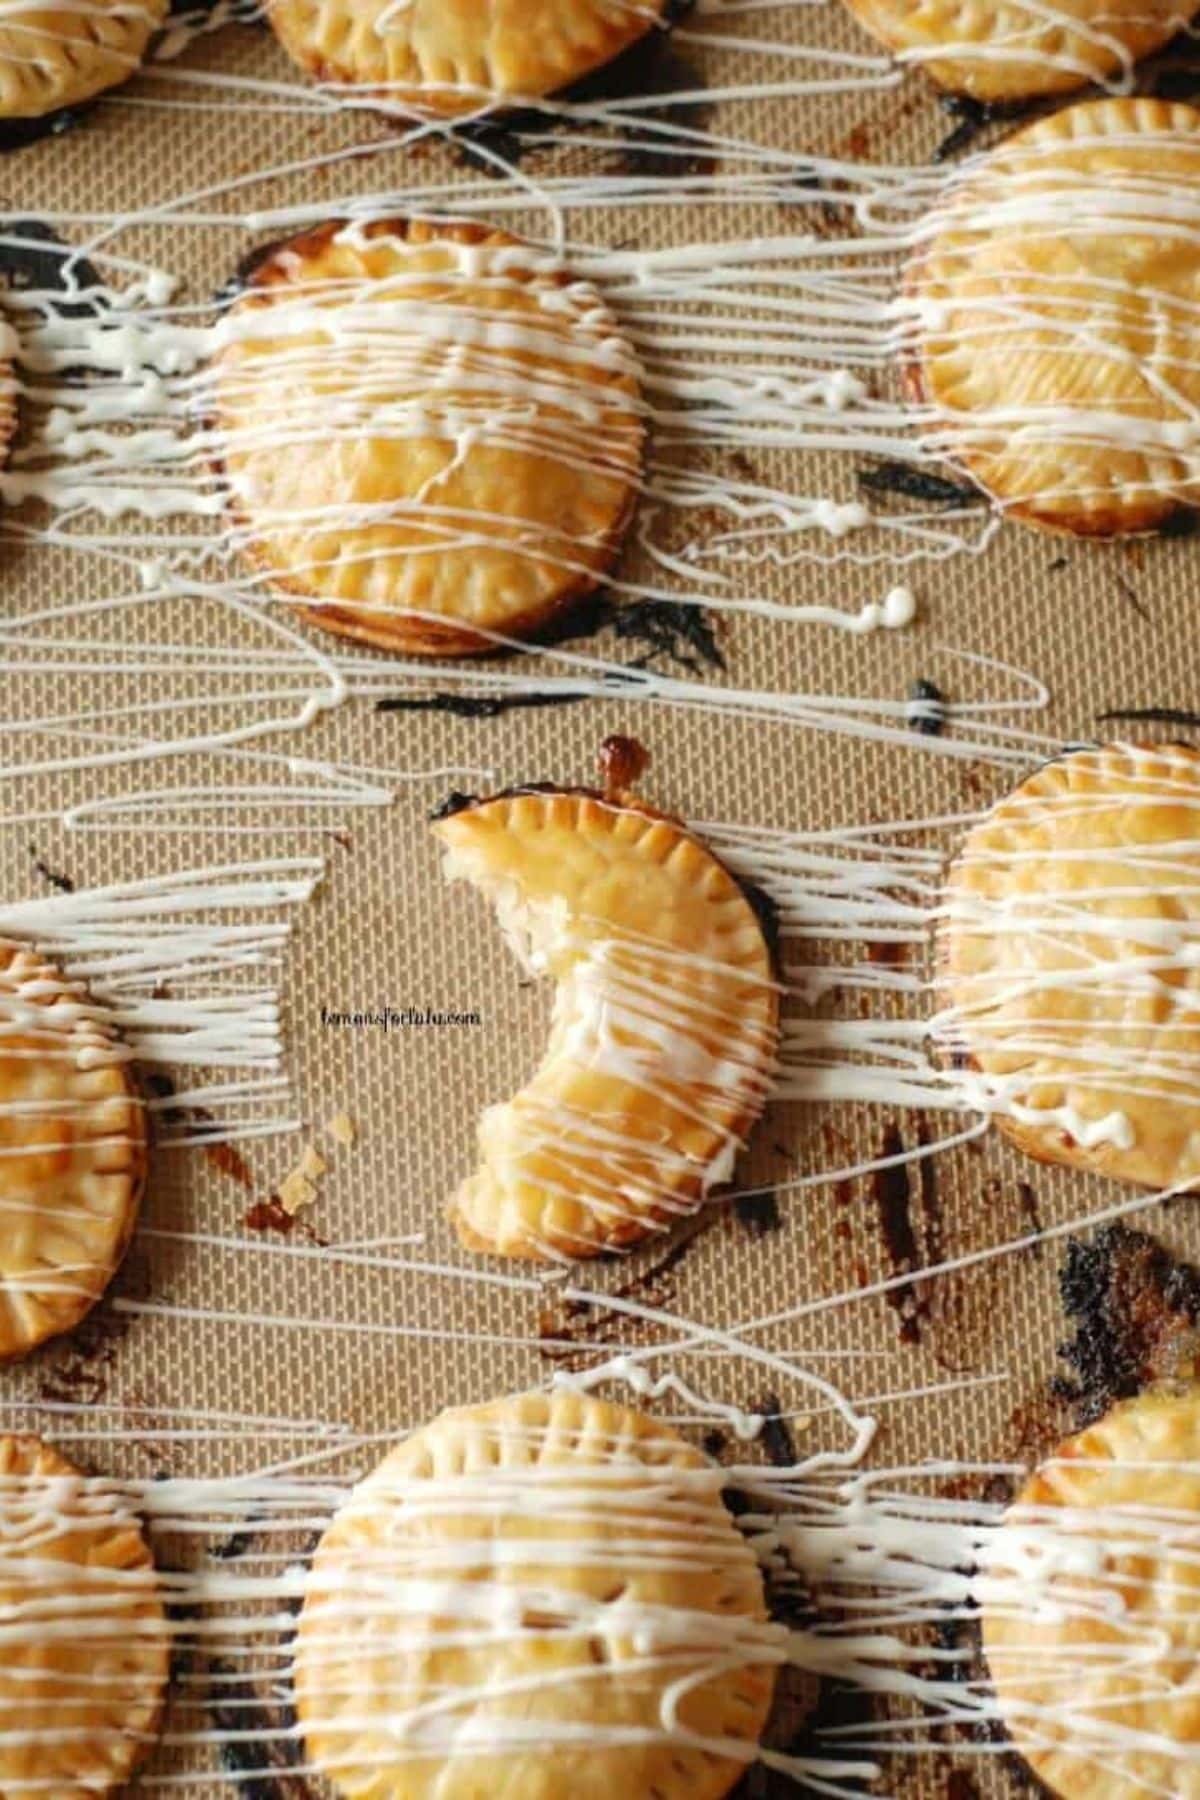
[4, 2, 1200, 1792]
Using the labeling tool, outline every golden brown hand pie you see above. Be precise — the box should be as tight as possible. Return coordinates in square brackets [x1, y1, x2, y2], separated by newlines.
[0, 939, 147, 1357]
[266, 0, 670, 115]
[432, 783, 780, 1259]
[938, 742, 1200, 1190]
[0, 1433, 167, 1795]
[843, 0, 1192, 101]
[983, 1386, 1200, 1799]
[212, 217, 644, 657]
[0, 0, 167, 116]
[294, 1387, 780, 1800]
[907, 98, 1200, 536]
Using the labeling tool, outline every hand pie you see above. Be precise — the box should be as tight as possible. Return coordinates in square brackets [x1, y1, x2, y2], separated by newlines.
[266, 0, 670, 115]
[294, 1387, 779, 1800]
[432, 784, 780, 1259]
[907, 98, 1200, 536]
[0, 0, 167, 116]
[0, 1433, 167, 1795]
[938, 742, 1200, 1191]
[983, 1386, 1200, 1799]
[212, 217, 644, 657]
[843, 0, 1192, 101]
[0, 939, 147, 1358]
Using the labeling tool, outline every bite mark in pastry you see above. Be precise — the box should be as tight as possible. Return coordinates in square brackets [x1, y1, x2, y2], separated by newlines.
[0, 0, 167, 117]
[211, 217, 644, 657]
[431, 766, 780, 1259]
[907, 98, 1200, 537]
[938, 742, 1200, 1190]
[843, 0, 1193, 102]
[0, 939, 147, 1358]
[265, 0, 671, 115]
[293, 1386, 780, 1800]
[0, 1433, 167, 1795]
[983, 1386, 1200, 1799]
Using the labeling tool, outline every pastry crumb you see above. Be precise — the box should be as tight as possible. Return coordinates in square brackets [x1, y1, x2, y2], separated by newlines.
[299, 1143, 327, 1181]
[328, 1110, 356, 1147]
[278, 1171, 317, 1215]
[256, 1130, 339, 1231]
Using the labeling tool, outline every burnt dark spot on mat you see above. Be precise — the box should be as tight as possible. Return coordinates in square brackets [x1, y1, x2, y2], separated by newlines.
[734, 1190, 782, 1236]
[427, 790, 479, 822]
[0, 218, 103, 310]
[858, 461, 985, 508]
[29, 847, 75, 892]
[452, 111, 539, 174]
[206, 1656, 312, 1798]
[1098, 706, 1200, 731]
[1054, 1224, 1200, 1425]
[908, 677, 947, 737]
[1157, 506, 1200, 538]
[733, 1669, 876, 1796]
[932, 92, 1037, 160]
[757, 1391, 798, 1469]
[873, 1122, 924, 1343]
[1017, 1181, 1044, 1251]
[449, 0, 710, 180]
[542, 594, 726, 674]
[377, 690, 586, 719]
[537, 1221, 714, 1367]
[0, 109, 91, 157]
[733, 874, 782, 973]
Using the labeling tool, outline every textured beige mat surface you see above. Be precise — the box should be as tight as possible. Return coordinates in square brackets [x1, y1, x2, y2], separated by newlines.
[2, 3, 1200, 1792]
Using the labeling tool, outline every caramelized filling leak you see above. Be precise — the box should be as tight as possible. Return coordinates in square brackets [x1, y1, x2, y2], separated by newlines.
[598, 733, 650, 800]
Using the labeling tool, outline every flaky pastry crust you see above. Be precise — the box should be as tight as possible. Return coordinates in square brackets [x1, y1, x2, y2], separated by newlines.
[0, 0, 167, 117]
[939, 742, 1200, 1189]
[0, 1433, 167, 1795]
[433, 787, 780, 1258]
[266, 0, 670, 115]
[907, 99, 1200, 536]
[212, 217, 644, 657]
[984, 1387, 1200, 1798]
[843, 0, 1193, 101]
[0, 939, 147, 1358]
[294, 1387, 779, 1800]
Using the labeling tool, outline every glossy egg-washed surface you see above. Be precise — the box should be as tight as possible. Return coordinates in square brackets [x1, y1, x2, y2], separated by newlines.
[7, 3, 1200, 1797]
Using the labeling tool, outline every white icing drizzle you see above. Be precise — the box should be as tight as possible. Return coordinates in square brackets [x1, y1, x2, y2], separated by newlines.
[704, 751, 1200, 1160]
[0, 857, 321, 1143]
[0, 98, 1097, 834]
[0, 13, 1195, 1797]
[0, 141, 1053, 816]
[427, 767, 1190, 1261]
[8, 1369, 1200, 1796]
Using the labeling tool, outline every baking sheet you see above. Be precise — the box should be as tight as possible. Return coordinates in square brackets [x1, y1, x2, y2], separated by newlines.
[4, 2, 1200, 1792]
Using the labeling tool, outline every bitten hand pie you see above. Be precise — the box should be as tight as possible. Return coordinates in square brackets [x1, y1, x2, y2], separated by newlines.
[212, 217, 643, 657]
[907, 99, 1200, 537]
[938, 742, 1200, 1191]
[266, 0, 670, 115]
[843, 0, 1192, 101]
[432, 775, 780, 1259]
[294, 1387, 780, 1800]
[0, 0, 167, 116]
[0, 1433, 167, 1795]
[0, 939, 147, 1357]
[983, 1387, 1200, 1799]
